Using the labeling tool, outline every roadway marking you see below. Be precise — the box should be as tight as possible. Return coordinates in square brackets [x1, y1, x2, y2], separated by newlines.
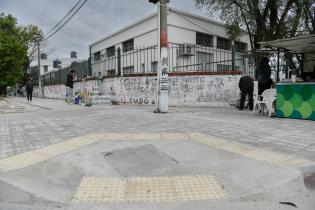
[0, 132, 311, 171]
[71, 175, 227, 203]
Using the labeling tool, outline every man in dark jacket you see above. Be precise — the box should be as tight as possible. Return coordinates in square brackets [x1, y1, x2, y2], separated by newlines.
[255, 57, 273, 95]
[238, 75, 254, 110]
[26, 77, 33, 103]
[65, 70, 75, 102]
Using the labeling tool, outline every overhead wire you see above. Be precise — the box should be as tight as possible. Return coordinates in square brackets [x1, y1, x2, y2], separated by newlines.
[43, 0, 88, 41]
[170, 8, 221, 37]
[44, 0, 85, 37]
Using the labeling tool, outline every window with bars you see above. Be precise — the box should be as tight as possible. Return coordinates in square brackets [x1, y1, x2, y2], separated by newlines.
[106, 46, 116, 57]
[123, 66, 134, 73]
[43, 65, 48, 73]
[151, 61, 158, 72]
[123, 39, 134, 52]
[217, 37, 231, 50]
[94, 51, 101, 62]
[235, 41, 248, 52]
[196, 32, 213, 47]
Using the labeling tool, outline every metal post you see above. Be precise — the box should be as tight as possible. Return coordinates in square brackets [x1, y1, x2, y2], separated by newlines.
[37, 41, 42, 97]
[117, 48, 121, 76]
[232, 40, 235, 71]
[157, 0, 169, 113]
[277, 49, 280, 82]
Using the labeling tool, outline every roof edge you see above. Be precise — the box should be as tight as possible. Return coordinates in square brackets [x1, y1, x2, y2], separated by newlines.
[90, 7, 228, 47]
[90, 12, 158, 47]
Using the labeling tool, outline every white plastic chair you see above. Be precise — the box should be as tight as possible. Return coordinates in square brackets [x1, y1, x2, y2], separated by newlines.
[253, 88, 276, 117]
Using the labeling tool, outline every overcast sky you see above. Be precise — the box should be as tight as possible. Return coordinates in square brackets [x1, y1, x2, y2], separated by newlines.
[0, 0, 210, 60]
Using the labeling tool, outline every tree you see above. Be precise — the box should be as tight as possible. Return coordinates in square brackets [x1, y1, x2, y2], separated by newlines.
[0, 13, 43, 96]
[302, 0, 315, 34]
[194, 0, 309, 52]
[20, 25, 43, 73]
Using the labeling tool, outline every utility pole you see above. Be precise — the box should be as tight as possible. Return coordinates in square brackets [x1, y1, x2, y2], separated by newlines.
[150, 0, 169, 113]
[158, 0, 169, 113]
[37, 41, 42, 97]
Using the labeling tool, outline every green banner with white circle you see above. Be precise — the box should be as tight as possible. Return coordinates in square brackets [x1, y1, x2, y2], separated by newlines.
[276, 83, 315, 120]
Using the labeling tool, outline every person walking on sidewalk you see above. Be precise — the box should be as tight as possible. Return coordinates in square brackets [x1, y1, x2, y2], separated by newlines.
[255, 57, 273, 95]
[26, 76, 33, 103]
[238, 75, 254, 110]
[65, 70, 75, 103]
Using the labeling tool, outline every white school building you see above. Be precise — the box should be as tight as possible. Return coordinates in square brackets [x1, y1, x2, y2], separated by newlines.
[90, 8, 251, 77]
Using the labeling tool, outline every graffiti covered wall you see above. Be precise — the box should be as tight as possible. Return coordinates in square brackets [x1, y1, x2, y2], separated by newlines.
[35, 75, 241, 107]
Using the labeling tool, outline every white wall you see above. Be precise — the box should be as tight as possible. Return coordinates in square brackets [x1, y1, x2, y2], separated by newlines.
[35, 75, 241, 107]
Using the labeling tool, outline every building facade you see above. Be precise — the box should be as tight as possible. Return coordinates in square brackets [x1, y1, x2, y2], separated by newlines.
[90, 8, 251, 76]
[39, 51, 79, 75]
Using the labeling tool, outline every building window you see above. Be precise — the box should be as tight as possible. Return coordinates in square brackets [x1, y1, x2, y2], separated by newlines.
[43, 65, 48, 73]
[197, 52, 213, 71]
[141, 64, 145, 73]
[235, 41, 248, 52]
[151, 61, 158, 72]
[106, 46, 115, 58]
[196, 32, 213, 47]
[94, 51, 101, 62]
[107, 69, 116, 76]
[123, 66, 134, 73]
[123, 39, 134, 52]
[217, 37, 231, 50]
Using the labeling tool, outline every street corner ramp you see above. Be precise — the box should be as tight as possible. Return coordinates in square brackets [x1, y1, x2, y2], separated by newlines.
[0, 179, 62, 207]
[0, 159, 86, 204]
[103, 144, 178, 177]
[71, 175, 228, 204]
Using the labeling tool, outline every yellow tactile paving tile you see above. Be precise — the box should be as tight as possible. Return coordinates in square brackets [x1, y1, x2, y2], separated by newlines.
[100, 133, 134, 141]
[174, 176, 228, 200]
[72, 177, 126, 203]
[126, 177, 177, 202]
[0, 151, 50, 170]
[0, 132, 312, 171]
[132, 133, 161, 141]
[0, 134, 100, 171]
[71, 176, 227, 203]
[190, 132, 312, 166]
[160, 132, 189, 140]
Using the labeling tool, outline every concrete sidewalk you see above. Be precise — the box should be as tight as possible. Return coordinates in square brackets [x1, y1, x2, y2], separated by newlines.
[0, 97, 314, 209]
[0, 132, 314, 210]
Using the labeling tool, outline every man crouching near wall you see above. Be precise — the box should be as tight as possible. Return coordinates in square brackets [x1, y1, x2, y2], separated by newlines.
[65, 70, 75, 103]
[238, 75, 254, 111]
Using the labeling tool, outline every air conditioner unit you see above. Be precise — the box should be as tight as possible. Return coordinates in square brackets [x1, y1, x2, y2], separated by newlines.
[177, 44, 195, 56]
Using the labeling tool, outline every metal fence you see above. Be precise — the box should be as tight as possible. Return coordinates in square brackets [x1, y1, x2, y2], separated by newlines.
[91, 43, 249, 76]
[31, 59, 90, 87]
[247, 50, 302, 81]
[32, 43, 250, 87]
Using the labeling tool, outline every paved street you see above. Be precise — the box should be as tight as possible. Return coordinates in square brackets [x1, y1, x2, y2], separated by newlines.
[1, 97, 314, 161]
[0, 97, 314, 210]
